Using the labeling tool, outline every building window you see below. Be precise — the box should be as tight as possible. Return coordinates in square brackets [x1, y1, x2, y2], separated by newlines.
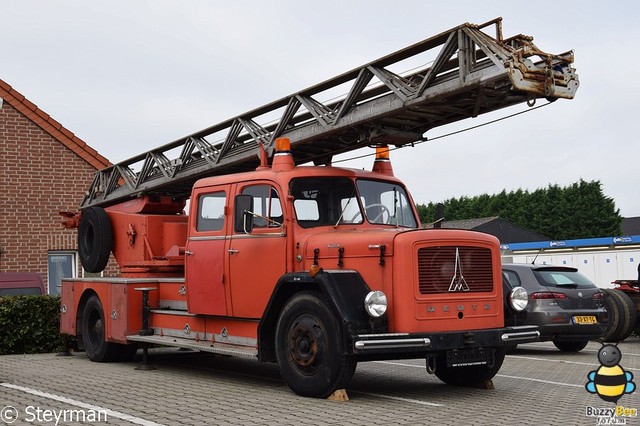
[47, 251, 77, 295]
[82, 269, 104, 279]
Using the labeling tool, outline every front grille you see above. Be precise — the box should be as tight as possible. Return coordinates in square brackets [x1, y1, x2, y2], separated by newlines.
[417, 246, 494, 294]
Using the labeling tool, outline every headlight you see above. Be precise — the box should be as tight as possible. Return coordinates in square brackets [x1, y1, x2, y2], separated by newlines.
[508, 287, 528, 312]
[364, 291, 387, 318]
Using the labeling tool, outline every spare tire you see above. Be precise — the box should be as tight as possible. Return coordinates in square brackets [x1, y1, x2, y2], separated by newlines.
[601, 289, 637, 342]
[78, 207, 112, 273]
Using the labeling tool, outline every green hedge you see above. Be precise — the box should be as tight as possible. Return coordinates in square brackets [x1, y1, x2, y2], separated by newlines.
[0, 295, 70, 355]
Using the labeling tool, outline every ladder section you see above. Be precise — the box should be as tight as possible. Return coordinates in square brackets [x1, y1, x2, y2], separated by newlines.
[81, 17, 578, 209]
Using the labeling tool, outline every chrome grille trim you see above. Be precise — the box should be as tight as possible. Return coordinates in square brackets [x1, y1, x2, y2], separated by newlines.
[417, 246, 494, 294]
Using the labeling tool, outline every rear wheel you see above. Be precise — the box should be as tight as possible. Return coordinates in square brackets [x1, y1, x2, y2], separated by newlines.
[81, 295, 135, 362]
[553, 340, 588, 352]
[432, 348, 506, 386]
[275, 291, 356, 398]
[601, 289, 637, 342]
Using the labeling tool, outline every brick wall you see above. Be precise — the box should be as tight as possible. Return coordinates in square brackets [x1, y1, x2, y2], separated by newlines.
[0, 100, 116, 289]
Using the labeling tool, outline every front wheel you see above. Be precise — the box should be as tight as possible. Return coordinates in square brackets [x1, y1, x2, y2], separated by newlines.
[275, 291, 356, 398]
[432, 348, 506, 386]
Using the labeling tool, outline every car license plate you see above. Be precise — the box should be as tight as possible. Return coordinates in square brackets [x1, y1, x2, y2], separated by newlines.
[573, 315, 597, 324]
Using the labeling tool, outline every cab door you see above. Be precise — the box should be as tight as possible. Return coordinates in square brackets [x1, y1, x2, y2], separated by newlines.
[228, 183, 287, 318]
[185, 187, 230, 315]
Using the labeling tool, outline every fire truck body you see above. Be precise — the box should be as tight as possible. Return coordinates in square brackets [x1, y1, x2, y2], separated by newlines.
[58, 18, 579, 398]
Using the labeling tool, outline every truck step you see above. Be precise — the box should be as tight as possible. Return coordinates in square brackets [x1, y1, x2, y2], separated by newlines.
[126, 334, 258, 359]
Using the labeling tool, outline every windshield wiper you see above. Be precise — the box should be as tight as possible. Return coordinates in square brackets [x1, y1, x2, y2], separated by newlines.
[393, 186, 399, 227]
[335, 195, 357, 228]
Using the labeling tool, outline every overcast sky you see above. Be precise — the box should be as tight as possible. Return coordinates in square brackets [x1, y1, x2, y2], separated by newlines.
[4, 1, 640, 219]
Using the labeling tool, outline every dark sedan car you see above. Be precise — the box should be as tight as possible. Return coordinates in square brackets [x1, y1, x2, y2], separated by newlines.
[502, 263, 607, 352]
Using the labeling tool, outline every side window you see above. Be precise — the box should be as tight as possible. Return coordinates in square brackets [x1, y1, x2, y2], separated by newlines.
[503, 270, 522, 288]
[294, 199, 319, 221]
[197, 191, 226, 232]
[241, 185, 283, 228]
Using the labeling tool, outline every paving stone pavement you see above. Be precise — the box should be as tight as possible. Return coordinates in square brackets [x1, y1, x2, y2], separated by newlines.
[1, 340, 639, 425]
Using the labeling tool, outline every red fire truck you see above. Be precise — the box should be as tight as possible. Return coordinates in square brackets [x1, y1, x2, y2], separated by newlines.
[60, 18, 578, 398]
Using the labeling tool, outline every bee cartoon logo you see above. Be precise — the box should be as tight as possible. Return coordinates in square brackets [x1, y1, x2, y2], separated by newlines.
[586, 343, 636, 403]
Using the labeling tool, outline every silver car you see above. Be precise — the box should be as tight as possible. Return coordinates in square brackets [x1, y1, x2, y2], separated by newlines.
[502, 263, 606, 352]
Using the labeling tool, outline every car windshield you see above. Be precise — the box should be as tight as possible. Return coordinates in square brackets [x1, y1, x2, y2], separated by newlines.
[290, 177, 418, 228]
[533, 269, 597, 289]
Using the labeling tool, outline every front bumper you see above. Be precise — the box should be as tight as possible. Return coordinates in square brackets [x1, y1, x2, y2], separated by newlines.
[352, 325, 539, 360]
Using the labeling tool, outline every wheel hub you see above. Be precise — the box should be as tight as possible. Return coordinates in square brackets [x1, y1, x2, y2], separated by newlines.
[289, 318, 321, 368]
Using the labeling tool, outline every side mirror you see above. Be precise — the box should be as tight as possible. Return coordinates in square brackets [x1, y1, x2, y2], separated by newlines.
[234, 194, 254, 233]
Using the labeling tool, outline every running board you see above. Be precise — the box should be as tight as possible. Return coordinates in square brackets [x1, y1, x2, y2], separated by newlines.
[126, 334, 258, 359]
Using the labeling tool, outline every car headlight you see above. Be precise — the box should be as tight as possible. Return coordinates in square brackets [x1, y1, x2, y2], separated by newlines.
[364, 290, 387, 318]
[508, 287, 528, 312]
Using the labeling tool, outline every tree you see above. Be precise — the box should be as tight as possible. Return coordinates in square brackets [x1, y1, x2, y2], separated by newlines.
[416, 179, 621, 240]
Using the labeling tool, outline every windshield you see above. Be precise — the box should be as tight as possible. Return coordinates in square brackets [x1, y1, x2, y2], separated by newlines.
[290, 177, 417, 228]
[355, 179, 417, 227]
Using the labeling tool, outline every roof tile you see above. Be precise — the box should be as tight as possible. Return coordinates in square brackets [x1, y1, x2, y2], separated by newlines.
[46, 115, 62, 130]
[21, 97, 37, 112]
[9, 89, 24, 103]
[84, 145, 97, 157]
[60, 127, 74, 139]
[71, 136, 87, 148]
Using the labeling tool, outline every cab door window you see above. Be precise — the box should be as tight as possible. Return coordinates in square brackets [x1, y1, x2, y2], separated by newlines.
[197, 191, 226, 232]
[240, 185, 283, 229]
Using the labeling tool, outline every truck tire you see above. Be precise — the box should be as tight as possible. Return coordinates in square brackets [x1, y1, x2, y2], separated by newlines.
[552, 340, 588, 352]
[78, 207, 112, 273]
[601, 289, 637, 342]
[432, 348, 506, 387]
[275, 291, 356, 398]
[81, 294, 127, 362]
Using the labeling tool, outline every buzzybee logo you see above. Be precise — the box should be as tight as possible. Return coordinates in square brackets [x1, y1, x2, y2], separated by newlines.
[584, 344, 637, 425]
[586, 344, 635, 403]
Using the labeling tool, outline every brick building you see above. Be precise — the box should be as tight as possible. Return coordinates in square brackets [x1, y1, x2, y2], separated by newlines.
[0, 79, 111, 294]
